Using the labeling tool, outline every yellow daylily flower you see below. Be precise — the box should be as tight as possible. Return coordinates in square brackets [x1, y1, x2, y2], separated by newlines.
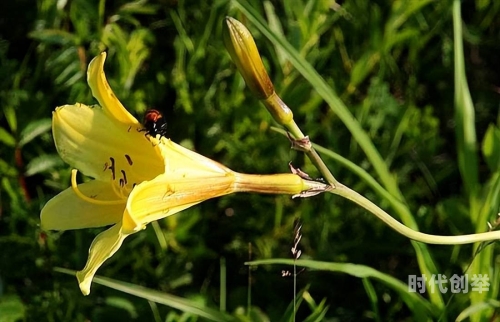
[40, 52, 329, 295]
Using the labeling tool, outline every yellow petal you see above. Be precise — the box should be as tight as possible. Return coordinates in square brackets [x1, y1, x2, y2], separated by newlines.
[123, 171, 235, 231]
[118, 139, 238, 231]
[40, 180, 124, 230]
[87, 52, 139, 125]
[53, 103, 164, 182]
[160, 139, 232, 176]
[76, 222, 131, 295]
[122, 139, 330, 231]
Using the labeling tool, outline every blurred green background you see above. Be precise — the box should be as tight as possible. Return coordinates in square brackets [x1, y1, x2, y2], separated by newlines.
[0, 0, 499, 321]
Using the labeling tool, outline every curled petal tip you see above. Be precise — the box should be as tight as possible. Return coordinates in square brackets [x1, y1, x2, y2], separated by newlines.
[76, 271, 91, 296]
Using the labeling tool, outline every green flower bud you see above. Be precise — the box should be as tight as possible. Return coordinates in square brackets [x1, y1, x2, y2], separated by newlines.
[223, 16, 274, 100]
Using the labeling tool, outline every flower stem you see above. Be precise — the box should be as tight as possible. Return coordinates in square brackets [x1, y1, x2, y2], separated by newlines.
[331, 183, 500, 244]
[233, 173, 327, 195]
[262, 95, 339, 187]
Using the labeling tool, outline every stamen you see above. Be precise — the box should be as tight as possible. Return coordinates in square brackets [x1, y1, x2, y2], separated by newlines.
[71, 169, 126, 205]
[110, 176, 133, 199]
[125, 154, 133, 165]
[121, 170, 128, 184]
[109, 157, 116, 180]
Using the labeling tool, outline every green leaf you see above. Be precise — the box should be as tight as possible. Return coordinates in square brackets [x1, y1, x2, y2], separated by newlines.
[105, 296, 138, 319]
[363, 278, 381, 322]
[3, 106, 17, 133]
[302, 298, 329, 322]
[247, 259, 438, 321]
[0, 127, 15, 147]
[18, 118, 52, 147]
[386, 0, 434, 31]
[233, 306, 271, 322]
[455, 300, 500, 322]
[482, 124, 500, 172]
[279, 287, 308, 322]
[28, 29, 78, 45]
[24, 154, 63, 176]
[383, 28, 419, 51]
[54, 268, 236, 322]
[54, 61, 82, 87]
[0, 295, 26, 322]
[349, 51, 379, 89]
[119, 0, 160, 15]
[453, 0, 479, 195]
[0, 159, 17, 177]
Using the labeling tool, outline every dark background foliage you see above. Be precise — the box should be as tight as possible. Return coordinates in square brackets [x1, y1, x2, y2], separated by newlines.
[0, 0, 499, 321]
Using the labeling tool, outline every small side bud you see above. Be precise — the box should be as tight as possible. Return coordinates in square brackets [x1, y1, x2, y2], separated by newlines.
[223, 16, 275, 100]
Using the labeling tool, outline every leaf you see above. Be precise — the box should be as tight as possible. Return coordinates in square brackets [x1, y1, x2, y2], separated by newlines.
[383, 28, 420, 51]
[104, 297, 138, 319]
[0, 127, 15, 147]
[24, 154, 63, 176]
[279, 286, 308, 322]
[455, 300, 500, 321]
[0, 158, 17, 177]
[349, 51, 379, 90]
[247, 259, 438, 321]
[482, 124, 500, 172]
[54, 268, 236, 322]
[119, 0, 159, 15]
[302, 298, 329, 322]
[54, 60, 81, 87]
[18, 118, 52, 147]
[363, 278, 381, 320]
[0, 295, 26, 322]
[28, 29, 78, 45]
[3, 106, 17, 133]
[453, 0, 479, 195]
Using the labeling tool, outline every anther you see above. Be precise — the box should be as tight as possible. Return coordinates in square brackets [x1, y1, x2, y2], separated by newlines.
[121, 170, 128, 185]
[125, 154, 133, 165]
[109, 157, 116, 180]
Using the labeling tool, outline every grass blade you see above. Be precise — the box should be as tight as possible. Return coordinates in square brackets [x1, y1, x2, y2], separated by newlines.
[247, 259, 438, 321]
[54, 268, 235, 322]
[453, 0, 479, 197]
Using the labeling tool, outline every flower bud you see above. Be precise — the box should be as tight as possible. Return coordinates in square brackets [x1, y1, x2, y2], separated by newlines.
[223, 16, 275, 100]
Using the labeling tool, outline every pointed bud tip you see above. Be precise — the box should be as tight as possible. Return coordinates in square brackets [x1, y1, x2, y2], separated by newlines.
[222, 16, 274, 100]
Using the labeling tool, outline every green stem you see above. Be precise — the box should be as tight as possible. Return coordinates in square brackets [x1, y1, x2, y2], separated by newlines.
[259, 92, 339, 186]
[285, 120, 339, 187]
[331, 184, 500, 245]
